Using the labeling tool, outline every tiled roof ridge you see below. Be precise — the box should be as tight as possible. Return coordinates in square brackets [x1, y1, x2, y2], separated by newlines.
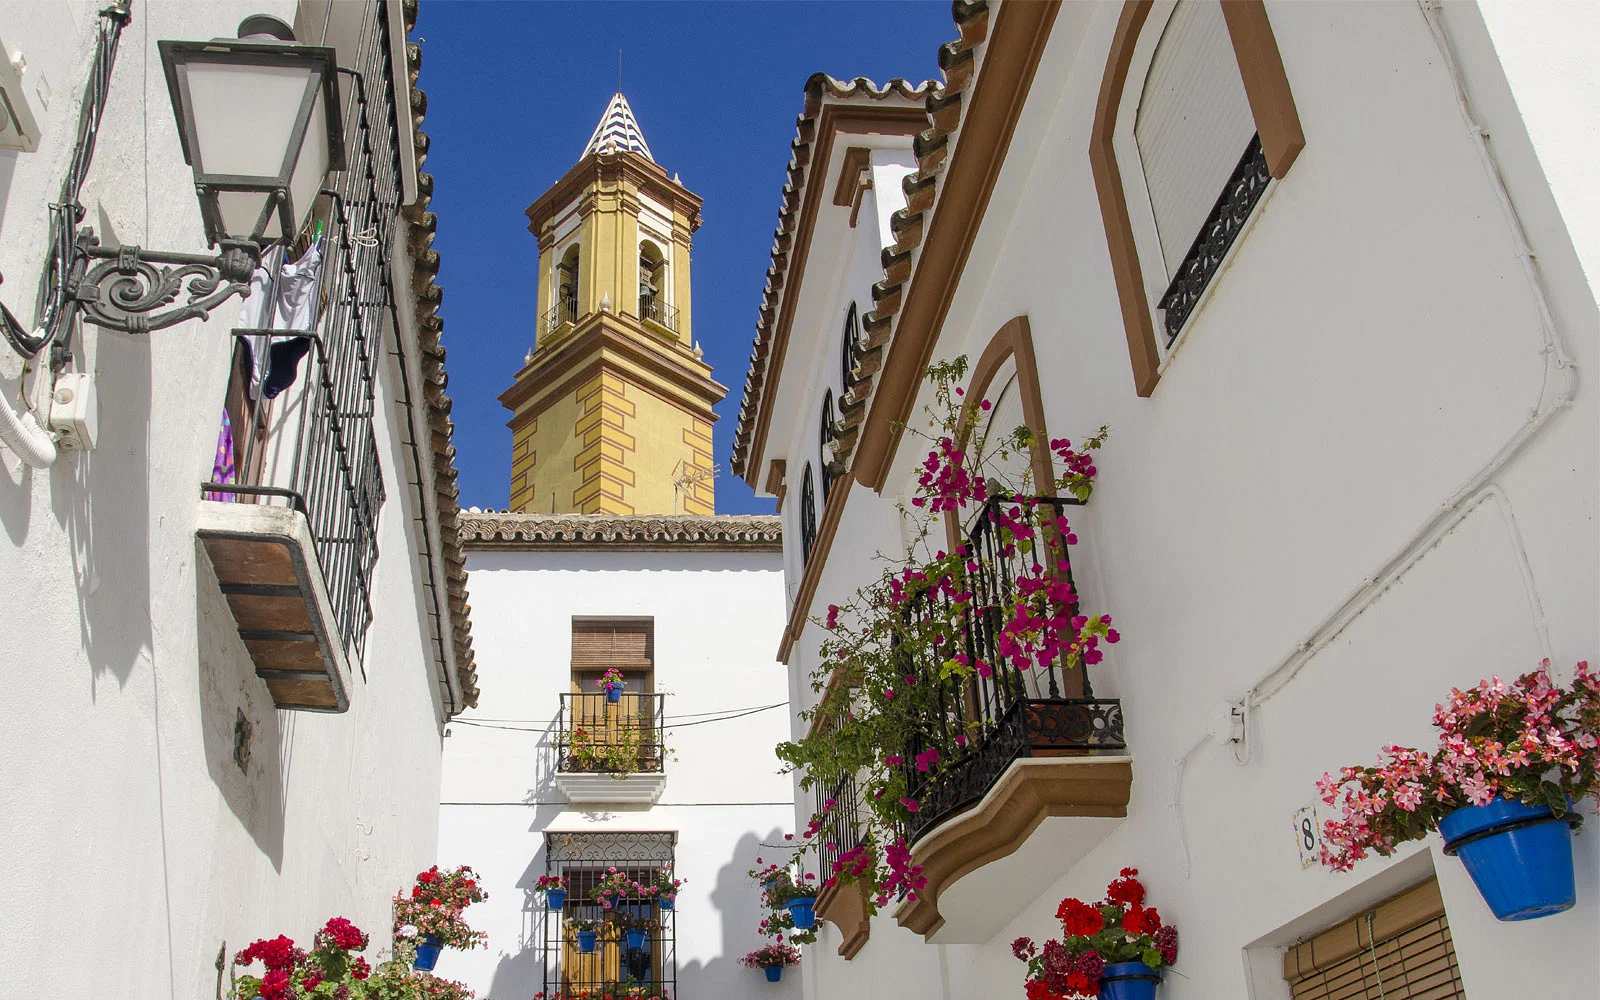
[460, 511, 783, 548]
[834, 0, 990, 476]
[728, 67, 943, 481]
[402, 0, 479, 709]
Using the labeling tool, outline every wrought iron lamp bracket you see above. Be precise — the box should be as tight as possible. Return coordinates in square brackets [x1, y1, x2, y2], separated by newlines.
[69, 229, 261, 335]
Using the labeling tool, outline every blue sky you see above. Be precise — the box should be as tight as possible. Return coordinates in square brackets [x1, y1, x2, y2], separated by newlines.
[417, 1, 954, 515]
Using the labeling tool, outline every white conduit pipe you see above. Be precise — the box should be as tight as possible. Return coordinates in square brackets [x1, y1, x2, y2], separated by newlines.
[1171, 0, 1580, 872]
[0, 368, 56, 469]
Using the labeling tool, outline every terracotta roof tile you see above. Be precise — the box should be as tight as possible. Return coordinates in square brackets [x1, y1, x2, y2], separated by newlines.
[460, 512, 782, 551]
[404, 1, 478, 709]
[730, 73, 938, 481]
[830, 0, 990, 475]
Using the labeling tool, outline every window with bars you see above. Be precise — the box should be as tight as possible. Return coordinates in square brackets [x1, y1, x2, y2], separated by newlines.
[820, 389, 837, 503]
[841, 301, 858, 390]
[1283, 878, 1466, 1000]
[543, 832, 676, 1000]
[203, 0, 402, 666]
[1131, 0, 1271, 343]
[799, 463, 817, 564]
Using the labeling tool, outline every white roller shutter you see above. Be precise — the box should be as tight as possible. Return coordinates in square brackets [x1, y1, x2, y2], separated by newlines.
[1135, 0, 1257, 279]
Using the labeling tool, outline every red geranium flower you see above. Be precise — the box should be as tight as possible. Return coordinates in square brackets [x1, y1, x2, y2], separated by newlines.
[1105, 870, 1145, 906]
[1122, 904, 1161, 937]
[1057, 898, 1104, 937]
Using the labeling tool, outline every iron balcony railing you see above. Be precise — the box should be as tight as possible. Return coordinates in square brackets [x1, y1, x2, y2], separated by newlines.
[640, 295, 677, 333]
[539, 294, 580, 339]
[899, 495, 1126, 843]
[202, 5, 403, 665]
[817, 768, 865, 886]
[556, 692, 667, 774]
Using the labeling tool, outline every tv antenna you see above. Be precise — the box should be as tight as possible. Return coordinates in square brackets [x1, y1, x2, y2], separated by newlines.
[672, 460, 718, 514]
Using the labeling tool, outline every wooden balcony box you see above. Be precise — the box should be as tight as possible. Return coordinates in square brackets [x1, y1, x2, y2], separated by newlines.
[197, 500, 352, 712]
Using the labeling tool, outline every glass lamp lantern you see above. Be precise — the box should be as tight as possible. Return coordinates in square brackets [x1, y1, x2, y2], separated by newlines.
[158, 15, 345, 247]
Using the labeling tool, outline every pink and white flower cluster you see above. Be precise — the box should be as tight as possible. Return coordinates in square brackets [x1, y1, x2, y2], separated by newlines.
[1317, 660, 1600, 872]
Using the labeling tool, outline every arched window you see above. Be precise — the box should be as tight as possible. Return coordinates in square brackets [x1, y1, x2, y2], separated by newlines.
[840, 302, 859, 390]
[558, 244, 581, 325]
[819, 389, 837, 503]
[639, 240, 667, 328]
[971, 361, 1031, 494]
[799, 463, 817, 564]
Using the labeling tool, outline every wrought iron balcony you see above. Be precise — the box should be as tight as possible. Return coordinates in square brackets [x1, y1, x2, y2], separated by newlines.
[640, 295, 677, 333]
[554, 692, 669, 804]
[900, 495, 1127, 844]
[539, 294, 581, 340]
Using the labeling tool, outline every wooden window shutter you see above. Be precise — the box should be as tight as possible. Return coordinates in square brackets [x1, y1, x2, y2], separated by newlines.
[1134, 0, 1257, 278]
[571, 619, 654, 671]
[1283, 878, 1467, 1000]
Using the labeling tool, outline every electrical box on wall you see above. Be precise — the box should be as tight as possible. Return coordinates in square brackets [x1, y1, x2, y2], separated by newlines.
[0, 39, 42, 153]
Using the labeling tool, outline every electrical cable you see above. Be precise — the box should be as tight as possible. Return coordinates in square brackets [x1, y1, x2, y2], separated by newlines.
[448, 701, 789, 734]
[2, 1, 130, 362]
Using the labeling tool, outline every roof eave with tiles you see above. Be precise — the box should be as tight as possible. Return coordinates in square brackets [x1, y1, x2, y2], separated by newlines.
[729, 73, 939, 485]
[730, 1, 991, 487]
[402, 0, 479, 709]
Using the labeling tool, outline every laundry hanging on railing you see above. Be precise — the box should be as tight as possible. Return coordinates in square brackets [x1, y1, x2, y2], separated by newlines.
[236, 241, 322, 400]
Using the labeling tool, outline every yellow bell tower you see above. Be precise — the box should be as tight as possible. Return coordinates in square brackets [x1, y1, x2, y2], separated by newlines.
[502, 93, 725, 516]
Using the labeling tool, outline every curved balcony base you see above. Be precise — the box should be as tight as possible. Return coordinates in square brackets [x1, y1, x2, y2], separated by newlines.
[816, 879, 872, 959]
[894, 754, 1132, 943]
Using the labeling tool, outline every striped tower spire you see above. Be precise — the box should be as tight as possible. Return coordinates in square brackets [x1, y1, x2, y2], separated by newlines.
[582, 92, 654, 162]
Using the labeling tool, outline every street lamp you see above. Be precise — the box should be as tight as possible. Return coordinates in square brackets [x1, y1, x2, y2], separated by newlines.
[160, 15, 344, 247]
[0, 2, 347, 359]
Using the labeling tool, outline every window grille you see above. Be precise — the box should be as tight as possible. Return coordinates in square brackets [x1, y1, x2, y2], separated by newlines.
[799, 463, 817, 564]
[820, 389, 837, 503]
[841, 301, 859, 389]
[544, 832, 677, 1000]
[206, 0, 403, 665]
[1284, 878, 1466, 1000]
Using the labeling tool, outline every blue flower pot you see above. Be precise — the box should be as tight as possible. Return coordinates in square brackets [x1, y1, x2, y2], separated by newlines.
[605, 684, 623, 703]
[626, 929, 647, 949]
[576, 930, 598, 953]
[413, 935, 442, 972]
[1099, 961, 1160, 1000]
[786, 896, 818, 930]
[1440, 797, 1578, 920]
[545, 888, 567, 911]
[764, 965, 784, 983]
[659, 894, 675, 911]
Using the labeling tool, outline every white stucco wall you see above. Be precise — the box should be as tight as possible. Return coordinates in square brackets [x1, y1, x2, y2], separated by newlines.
[771, 2, 1600, 999]
[0, 3, 452, 996]
[439, 545, 796, 1000]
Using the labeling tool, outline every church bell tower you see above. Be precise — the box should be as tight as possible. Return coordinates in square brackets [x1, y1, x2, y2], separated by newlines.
[502, 93, 726, 515]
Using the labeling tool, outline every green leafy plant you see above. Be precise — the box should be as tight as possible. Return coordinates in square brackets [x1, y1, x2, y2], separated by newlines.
[772, 357, 1115, 913]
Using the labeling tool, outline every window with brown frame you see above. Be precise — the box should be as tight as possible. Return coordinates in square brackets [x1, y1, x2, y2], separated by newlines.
[571, 618, 654, 693]
[1091, 0, 1303, 395]
[1283, 878, 1466, 1000]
